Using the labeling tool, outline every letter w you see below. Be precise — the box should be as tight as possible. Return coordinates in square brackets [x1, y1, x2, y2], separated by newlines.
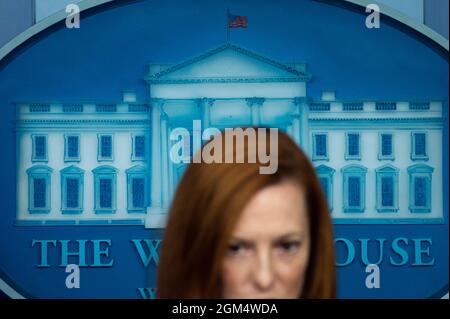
[131, 239, 161, 267]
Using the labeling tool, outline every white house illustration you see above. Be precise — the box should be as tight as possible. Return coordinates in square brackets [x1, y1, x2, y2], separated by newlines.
[15, 43, 444, 228]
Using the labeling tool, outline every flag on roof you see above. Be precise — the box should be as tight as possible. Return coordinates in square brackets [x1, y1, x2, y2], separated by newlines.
[228, 10, 248, 28]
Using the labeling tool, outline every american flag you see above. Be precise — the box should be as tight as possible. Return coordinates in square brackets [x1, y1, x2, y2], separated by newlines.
[228, 11, 248, 28]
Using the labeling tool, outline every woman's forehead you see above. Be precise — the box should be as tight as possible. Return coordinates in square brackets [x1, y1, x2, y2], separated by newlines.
[230, 181, 309, 239]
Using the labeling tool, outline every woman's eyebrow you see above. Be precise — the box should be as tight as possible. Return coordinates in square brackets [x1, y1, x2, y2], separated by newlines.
[229, 237, 252, 244]
[275, 232, 305, 241]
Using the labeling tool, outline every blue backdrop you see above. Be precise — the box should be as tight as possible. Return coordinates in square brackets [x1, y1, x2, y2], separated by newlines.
[0, 0, 448, 298]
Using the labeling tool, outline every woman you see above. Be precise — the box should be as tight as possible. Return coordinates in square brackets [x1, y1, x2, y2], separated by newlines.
[157, 127, 336, 298]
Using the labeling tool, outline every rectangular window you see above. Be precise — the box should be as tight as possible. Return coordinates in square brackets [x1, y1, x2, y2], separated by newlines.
[343, 102, 363, 111]
[376, 102, 397, 110]
[409, 102, 430, 110]
[67, 136, 79, 158]
[132, 178, 145, 208]
[381, 134, 392, 156]
[30, 104, 50, 112]
[96, 104, 117, 112]
[414, 177, 427, 207]
[33, 135, 47, 161]
[346, 133, 360, 158]
[348, 177, 361, 207]
[66, 178, 79, 208]
[314, 134, 327, 158]
[381, 176, 394, 207]
[33, 178, 46, 208]
[35, 136, 46, 158]
[134, 135, 145, 158]
[63, 104, 83, 113]
[99, 135, 113, 160]
[309, 102, 330, 111]
[99, 178, 112, 208]
[414, 133, 426, 156]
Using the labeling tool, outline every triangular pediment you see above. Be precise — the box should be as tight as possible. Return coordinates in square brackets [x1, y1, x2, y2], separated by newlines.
[376, 164, 399, 173]
[145, 43, 310, 83]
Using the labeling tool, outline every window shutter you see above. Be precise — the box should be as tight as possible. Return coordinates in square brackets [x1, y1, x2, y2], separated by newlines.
[35, 136, 46, 158]
[101, 136, 112, 157]
[135, 136, 145, 158]
[348, 134, 359, 156]
[132, 178, 145, 208]
[100, 178, 112, 208]
[382, 134, 392, 156]
[68, 136, 79, 158]
[348, 177, 360, 207]
[415, 134, 426, 156]
[414, 177, 427, 207]
[66, 178, 79, 208]
[316, 135, 326, 157]
[381, 176, 393, 207]
[33, 178, 46, 208]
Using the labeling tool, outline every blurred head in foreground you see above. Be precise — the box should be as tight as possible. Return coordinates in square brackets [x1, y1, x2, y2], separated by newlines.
[157, 127, 335, 298]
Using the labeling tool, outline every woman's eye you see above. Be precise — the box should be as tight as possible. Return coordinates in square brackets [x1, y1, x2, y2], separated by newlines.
[227, 243, 248, 256]
[277, 241, 301, 254]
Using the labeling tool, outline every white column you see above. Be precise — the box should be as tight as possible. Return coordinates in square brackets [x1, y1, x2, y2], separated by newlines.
[252, 104, 260, 126]
[294, 97, 309, 153]
[291, 99, 301, 145]
[246, 97, 265, 126]
[161, 111, 170, 210]
[146, 98, 166, 228]
[200, 98, 213, 129]
[168, 124, 175, 200]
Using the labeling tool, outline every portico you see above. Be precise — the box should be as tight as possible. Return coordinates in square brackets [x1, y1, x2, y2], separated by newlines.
[144, 43, 310, 228]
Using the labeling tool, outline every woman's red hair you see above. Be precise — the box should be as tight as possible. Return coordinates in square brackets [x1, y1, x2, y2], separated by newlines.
[157, 128, 336, 298]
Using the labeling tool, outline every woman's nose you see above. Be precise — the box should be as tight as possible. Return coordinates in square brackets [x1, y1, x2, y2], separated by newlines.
[252, 250, 275, 291]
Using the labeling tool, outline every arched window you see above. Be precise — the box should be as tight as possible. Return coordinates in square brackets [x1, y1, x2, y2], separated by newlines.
[61, 165, 84, 214]
[341, 164, 367, 213]
[27, 165, 53, 214]
[375, 164, 399, 213]
[407, 164, 433, 213]
[126, 165, 148, 213]
[92, 165, 117, 214]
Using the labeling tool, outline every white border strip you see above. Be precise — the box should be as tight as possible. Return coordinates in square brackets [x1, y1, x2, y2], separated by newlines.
[345, 0, 449, 51]
[0, 0, 114, 61]
[0, 278, 25, 299]
[0, 0, 448, 62]
[0, 0, 113, 300]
